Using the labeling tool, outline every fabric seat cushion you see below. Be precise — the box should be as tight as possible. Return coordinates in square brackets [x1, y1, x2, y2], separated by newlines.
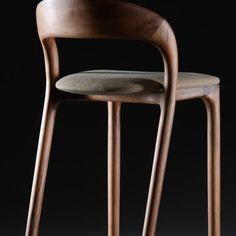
[56, 70, 220, 95]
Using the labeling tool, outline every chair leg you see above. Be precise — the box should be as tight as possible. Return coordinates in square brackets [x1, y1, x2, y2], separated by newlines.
[203, 87, 221, 236]
[107, 102, 121, 236]
[142, 101, 176, 236]
[25, 97, 57, 236]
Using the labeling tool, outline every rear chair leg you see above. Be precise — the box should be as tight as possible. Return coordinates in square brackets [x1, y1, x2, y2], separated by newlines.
[203, 87, 221, 236]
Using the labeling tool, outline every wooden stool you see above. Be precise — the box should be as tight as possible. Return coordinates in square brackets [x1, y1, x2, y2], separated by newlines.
[25, 0, 221, 235]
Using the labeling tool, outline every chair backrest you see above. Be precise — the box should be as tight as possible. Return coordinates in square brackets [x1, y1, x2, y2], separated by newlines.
[36, 0, 178, 95]
[36, 0, 164, 41]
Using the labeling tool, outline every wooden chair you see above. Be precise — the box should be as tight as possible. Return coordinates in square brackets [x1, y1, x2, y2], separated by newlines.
[25, 0, 221, 235]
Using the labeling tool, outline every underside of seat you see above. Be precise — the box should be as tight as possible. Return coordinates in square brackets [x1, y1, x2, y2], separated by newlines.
[55, 70, 220, 95]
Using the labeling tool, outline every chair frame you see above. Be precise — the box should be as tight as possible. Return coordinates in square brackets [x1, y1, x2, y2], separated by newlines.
[25, 1, 220, 236]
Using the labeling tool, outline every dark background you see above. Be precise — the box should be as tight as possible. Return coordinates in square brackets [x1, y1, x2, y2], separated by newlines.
[1, 0, 235, 235]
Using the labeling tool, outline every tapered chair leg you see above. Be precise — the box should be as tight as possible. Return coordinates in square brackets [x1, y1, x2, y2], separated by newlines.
[25, 96, 57, 236]
[107, 102, 121, 236]
[142, 100, 176, 236]
[203, 87, 221, 236]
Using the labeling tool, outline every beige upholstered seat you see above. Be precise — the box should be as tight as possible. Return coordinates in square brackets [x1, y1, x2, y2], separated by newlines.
[56, 70, 220, 95]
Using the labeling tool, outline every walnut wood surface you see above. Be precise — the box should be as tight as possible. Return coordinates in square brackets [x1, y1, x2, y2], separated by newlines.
[36, 0, 164, 41]
[203, 88, 221, 236]
[25, 95, 58, 236]
[108, 102, 121, 236]
[142, 87, 176, 236]
[36, 0, 178, 96]
[25, 0, 221, 235]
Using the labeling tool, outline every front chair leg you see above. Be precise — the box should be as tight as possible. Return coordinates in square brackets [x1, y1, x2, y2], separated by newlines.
[25, 96, 58, 236]
[203, 87, 221, 236]
[142, 99, 176, 236]
[107, 102, 121, 236]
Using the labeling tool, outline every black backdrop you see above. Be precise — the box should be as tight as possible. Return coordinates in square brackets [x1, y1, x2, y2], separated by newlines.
[1, 0, 235, 235]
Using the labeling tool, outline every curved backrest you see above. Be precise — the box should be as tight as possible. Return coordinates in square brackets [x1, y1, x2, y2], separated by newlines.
[36, 0, 178, 96]
[36, 0, 164, 42]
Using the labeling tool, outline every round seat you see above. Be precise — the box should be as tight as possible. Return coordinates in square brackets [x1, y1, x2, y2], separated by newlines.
[56, 70, 220, 95]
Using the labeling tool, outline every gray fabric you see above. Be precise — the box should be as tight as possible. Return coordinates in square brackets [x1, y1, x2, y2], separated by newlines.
[56, 70, 220, 95]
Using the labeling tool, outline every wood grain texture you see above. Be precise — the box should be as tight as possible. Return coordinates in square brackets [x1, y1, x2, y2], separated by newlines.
[142, 94, 176, 236]
[203, 86, 221, 236]
[108, 102, 121, 236]
[36, 0, 164, 41]
[36, 0, 178, 100]
[25, 0, 221, 235]
[25, 95, 58, 236]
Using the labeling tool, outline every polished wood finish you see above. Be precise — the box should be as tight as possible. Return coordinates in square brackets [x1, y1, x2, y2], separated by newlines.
[36, 0, 178, 95]
[142, 92, 176, 236]
[25, 96, 57, 236]
[203, 87, 221, 236]
[108, 102, 121, 236]
[36, 0, 164, 41]
[25, 0, 221, 235]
